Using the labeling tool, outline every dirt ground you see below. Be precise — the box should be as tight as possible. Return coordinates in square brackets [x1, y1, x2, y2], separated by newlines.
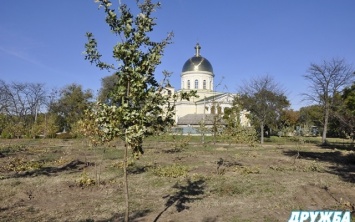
[0, 138, 354, 222]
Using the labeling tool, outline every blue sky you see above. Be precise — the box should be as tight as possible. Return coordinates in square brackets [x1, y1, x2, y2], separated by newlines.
[1, 0, 354, 110]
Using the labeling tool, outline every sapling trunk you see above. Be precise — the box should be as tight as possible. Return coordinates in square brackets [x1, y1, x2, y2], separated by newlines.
[123, 143, 129, 222]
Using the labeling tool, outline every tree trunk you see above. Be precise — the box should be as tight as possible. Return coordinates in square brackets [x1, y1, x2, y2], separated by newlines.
[260, 122, 264, 144]
[123, 143, 129, 222]
[322, 108, 329, 144]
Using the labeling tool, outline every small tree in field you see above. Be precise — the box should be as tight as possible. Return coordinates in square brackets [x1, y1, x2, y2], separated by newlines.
[83, 1, 194, 221]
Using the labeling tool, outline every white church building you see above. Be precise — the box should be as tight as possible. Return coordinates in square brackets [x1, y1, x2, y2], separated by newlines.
[164, 43, 249, 129]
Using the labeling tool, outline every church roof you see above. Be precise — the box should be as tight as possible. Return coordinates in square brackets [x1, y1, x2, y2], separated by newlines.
[182, 43, 213, 73]
[177, 114, 226, 125]
[194, 93, 235, 104]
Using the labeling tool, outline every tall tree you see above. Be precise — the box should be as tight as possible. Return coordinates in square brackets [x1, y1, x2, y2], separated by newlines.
[236, 75, 290, 143]
[303, 59, 354, 144]
[50, 83, 93, 132]
[83, 1, 193, 221]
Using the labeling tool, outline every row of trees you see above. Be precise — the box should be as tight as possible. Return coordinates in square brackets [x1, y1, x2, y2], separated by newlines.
[0, 80, 93, 138]
[235, 59, 354, 144]
[235, 59, 355, 143]
[1, 63, 354, 144]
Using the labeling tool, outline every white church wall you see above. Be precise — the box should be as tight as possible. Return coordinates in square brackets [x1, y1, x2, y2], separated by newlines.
[175, 102, 197, 117]
[181, 71, 214, 91]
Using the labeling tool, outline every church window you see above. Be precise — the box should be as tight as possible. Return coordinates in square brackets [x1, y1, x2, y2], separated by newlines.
[203, 80, 206, 89]
[187, 80, 190, 89]
[195, 80, 198, 89]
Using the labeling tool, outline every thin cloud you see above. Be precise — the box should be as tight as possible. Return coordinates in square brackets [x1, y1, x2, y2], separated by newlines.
[0, 46, 42, 66]
[0, 26, 49, 68]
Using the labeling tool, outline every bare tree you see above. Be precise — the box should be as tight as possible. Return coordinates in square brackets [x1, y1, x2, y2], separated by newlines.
[0, 81, 45, 120]
[303, 59, 354, 144]
[0, 80, 47, 137]
[27, 83, 47, 120]
[237, 75, 290, 144]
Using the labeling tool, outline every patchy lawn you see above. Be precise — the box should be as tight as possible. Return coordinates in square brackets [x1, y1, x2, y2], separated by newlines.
[0, 137, 354, 221]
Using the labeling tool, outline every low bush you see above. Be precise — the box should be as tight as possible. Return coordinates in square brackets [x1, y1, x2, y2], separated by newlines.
[152, 164, 189, 178]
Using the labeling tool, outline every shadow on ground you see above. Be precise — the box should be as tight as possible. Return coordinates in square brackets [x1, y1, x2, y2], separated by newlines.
[319, 142, 355, 151]
[81, 209, 151, 222]
[283, 150, 355, 183]
[154, 179, 205, 222]
[5, 159, 90, 179]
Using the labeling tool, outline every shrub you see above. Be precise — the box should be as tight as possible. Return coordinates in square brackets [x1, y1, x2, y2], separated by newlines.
[56, 132, 75, 139]
[152, 164, 189, 178]
[6, 157, 43, 172]
[77, 171, 95, 187]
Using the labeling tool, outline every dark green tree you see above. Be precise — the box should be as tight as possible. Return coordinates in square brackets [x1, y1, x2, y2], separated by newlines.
[342, 82, 355, 115]
[50, 83, 93, 132]
[83, 1, 194, 221]
[236, 75, 290, 143]
[333, 83, 355, 140]
[97, 74, 119, 103]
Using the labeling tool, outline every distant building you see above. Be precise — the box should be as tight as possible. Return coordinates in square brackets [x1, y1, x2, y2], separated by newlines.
[165, 43, 249, 130]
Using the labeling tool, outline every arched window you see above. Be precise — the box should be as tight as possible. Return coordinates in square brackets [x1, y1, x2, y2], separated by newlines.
[203, 80, 206, 89]
[187, 80, 190, 89]
[195, 80, 198, 89]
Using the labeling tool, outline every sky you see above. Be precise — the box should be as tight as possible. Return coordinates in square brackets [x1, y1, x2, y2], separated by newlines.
[1, 0, 354, 110]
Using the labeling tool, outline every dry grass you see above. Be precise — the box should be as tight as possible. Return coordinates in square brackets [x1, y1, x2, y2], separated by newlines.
[0, 137, 354, 221]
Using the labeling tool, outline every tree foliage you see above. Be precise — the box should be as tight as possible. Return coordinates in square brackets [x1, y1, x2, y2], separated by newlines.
[342, 82, 355, 116]
[303, 59, 354, 143]
[97, 74, 119, 103]
[298, 105, 323, 127]
[222, 105, 258, 145]
[331, 82, 355, 139]
[50, 83, 93, 132]
[236, 75, 290, 143]
[298, 105, 323, 136]
[278, 109, 300, 135]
